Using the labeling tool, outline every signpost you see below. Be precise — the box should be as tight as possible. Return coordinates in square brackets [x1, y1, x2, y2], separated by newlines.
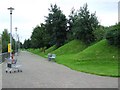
[8, 43, 11, 53]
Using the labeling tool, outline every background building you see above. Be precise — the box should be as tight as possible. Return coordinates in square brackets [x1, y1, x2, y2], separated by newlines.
[118, 1, 120, 22]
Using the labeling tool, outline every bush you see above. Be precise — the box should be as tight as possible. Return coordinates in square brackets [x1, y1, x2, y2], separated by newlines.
[106, 24, 120, 47]
[93, 26, 106, 41]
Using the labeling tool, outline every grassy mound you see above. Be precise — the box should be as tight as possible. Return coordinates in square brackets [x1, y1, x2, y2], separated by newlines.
[45, 45, 56, 54]
[51, 40, 87, 55]
[56, 40, 119, 77]
[27, 39, 119, 77]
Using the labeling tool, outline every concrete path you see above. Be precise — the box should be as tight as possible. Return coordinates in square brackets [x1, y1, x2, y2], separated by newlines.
[2, 51, 118, 88]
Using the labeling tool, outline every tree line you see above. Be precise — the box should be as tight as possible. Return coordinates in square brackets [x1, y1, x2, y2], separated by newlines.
[23, 3, 100, 50]
[2, 3, 120, 53]
[1, 29, 22, 53]
[23, 3, 120, 50]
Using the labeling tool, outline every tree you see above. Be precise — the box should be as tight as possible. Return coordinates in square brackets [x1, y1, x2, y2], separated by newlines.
[31, 26, 42, 48]
[106, 23, 120, 47]
[0, 35, 1, 53]
[93, 25, 106, 41]
[23, 39, 31, 49]
[72, 3, 99, 44]
[40, 23, 50, 48]
[30, 24, 48, 50]
[67, 7, 77, 42]
[2, 29, 16, 53]
[20, 42, 23, 49]
[45, 4, 67, 48]
[2, 29, 10, 53]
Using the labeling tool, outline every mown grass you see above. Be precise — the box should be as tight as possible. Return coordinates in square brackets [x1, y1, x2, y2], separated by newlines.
[28, 39, 119, 77]
[51, 40, 87, 56]
[55, 40, 119, 77]
[45, 45, 56, 54]
[56, 55, 119, 77]
[27, 48, 45, 57]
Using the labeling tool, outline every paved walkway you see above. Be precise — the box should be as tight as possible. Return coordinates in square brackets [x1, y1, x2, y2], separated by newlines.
[2, 51, 118, 88]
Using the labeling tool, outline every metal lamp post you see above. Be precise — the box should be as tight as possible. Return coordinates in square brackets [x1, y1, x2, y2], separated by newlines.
[8, 7, 14, 59]
[15, 27, 17, 54]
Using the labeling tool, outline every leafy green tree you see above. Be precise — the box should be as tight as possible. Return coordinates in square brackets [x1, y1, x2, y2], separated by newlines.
[20, 42, 23, 49]
[0, 34, 2, 53]
[2, 29, 10, 53]
[30, 26, 41, 48]
[30, 23, 48, 50]
[2, 29, 16, 53]
[72, 3, 99, 44]
[93, 25, 106, 41]
[40, 23, 50, 48]
[45, 4, 67, 48]
[106, 23, 120, 47]
[67, 7, 77, 42]
[23, 39, 31, 49]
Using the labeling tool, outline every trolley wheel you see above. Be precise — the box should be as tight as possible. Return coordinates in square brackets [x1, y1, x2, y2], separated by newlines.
[20, 70, 22, 72]
[6, 71, 8, 73]
[18, 70, 19, 72]
[14, 71, 16, 73]
[9, 71, 11, 73]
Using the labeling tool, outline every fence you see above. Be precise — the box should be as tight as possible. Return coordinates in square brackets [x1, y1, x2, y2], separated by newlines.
[0, 52, 10, 63]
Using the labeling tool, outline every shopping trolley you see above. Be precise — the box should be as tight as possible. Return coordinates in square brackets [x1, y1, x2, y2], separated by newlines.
[5, 54, 22, 73]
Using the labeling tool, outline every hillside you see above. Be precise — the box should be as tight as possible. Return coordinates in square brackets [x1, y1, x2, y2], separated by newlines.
[51, 40, 87, 55]
[45, 45, 56, 54]
[28, 39, 119, 76]
[75, 39, 119, 60]
[56, 39, 119, 77]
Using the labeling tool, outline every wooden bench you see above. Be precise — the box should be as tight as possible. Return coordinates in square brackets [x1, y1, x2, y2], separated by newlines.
[48, 54, 56, 61]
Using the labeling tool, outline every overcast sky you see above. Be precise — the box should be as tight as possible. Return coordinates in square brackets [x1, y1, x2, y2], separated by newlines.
[0, 0, 119, 43]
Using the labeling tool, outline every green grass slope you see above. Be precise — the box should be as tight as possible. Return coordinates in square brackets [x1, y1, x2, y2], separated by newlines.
[27, 48, 45, 57]
[75, 39, 119, 60]
[45, 45, 56, 54]
[56, 39, 119, 77]
[51, 40, 87, 56]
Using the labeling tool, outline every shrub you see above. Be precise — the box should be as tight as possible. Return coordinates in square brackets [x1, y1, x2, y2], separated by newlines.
[106, 24, 120, 47]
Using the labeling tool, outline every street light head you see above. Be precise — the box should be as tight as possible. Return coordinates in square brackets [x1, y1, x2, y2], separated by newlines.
[8, 7, 14, 14]
[8, 7, 14, 10]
